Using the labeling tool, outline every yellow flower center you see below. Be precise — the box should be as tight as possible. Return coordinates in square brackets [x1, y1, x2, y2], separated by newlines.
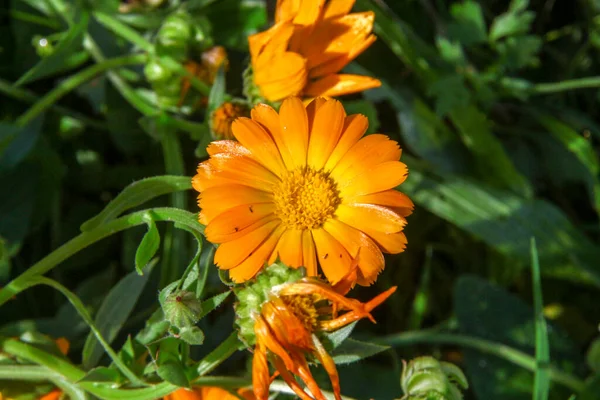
[273, 167, 341, 230]
[281, 294, 319, 332]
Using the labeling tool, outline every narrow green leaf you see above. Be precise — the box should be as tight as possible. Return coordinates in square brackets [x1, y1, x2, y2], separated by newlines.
[322, 321, 358, 349]
[15, 11, 89, 86]
[196, 332, 243, 376]
[80, 176, 192, 231]
[0, 117, 43, 170]
[207, 66, 226, 115]
[198, 291, 231, 320]
[158, 361, 190, 388]
[135, 214, 161, 275]
[83, 261, 156, 369]
[531, 238, 551, 400]
[330, 338, 389, 364]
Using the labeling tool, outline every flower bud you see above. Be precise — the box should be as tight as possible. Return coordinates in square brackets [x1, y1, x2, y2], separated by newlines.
[210, 101, 250, 140]
[162, 290, 202, 329]
[400, 356, 468, 400]
[156, 11, 193, 61]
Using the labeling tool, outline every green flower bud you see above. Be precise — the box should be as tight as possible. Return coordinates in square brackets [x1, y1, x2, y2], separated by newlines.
[234, 262, 304, 347]
[156, 11, 193, 61]
[162, 290, 202, 329]
[242, 65, 266, 106]
[400, 356, 468, 400]
[144, 60, 173, 84]
[32, 36, 54, 57]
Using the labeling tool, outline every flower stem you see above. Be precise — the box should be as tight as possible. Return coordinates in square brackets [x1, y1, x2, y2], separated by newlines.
[532, 76, 600, 94]
[379, 331, 586, 393]
[15, 53, 147, 126]
[0, 208, 203, 307]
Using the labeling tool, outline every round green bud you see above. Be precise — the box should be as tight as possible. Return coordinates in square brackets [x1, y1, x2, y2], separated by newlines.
[400, 356, 468, 400]
[32, 36, 54, 57]
[234, 262, 304, 347]
[144, 60, 173, 84]
[162, 290, 202, 329]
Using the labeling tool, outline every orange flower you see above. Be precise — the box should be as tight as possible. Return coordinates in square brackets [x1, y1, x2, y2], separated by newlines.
[211, 102, 250, 140]
[248, 0, 381, 101]
[192, 97, 412, 285]
[164, 386, 255, 400]
[248, 277, 396, 400]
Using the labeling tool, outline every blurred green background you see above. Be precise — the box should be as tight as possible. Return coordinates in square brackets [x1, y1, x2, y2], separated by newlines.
[1, 0, 600, 399]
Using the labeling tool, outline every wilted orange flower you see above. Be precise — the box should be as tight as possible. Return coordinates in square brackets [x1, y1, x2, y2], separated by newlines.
[181, 46, 229, 104]
[211, 102, 250, 140]
[164, 386, 255, 400]
[248, 0, 380, 101]
[250, 278, 396, 400]
[192, 97, 412, 285]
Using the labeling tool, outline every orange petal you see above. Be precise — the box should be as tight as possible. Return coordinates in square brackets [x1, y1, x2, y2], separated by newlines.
[324, 0, 355, 19]
[307, 98, 345, 170]
[55, 337, 70, 355]
[232, 117, 285, 177]
[254, 52, 307, 102]
[293, 353, 328, 400]
[207, 140, 251, 157]
[304, 74, 381, 97]
[272, 356, 315, 400]
[349, 189, 414, 217]
[205, 203, 275, 243]
[39, 389, 62, 400]
[330, 134, 402, 183]
[363, 230, 408, 254]
[324, 114, 368, 172]
[312, 335, 342, 400]
[279, 97, 309, 168]
[309, 34, 376, 77]
[252, 341, 271, 400]
[263, 299, 313, 349]
[322, 219, 385, 286]
[199, 184, 272, 225]
[194, 155, 279, 192]
[275, 0, 301, 22]
[275, 228, 304, 268]
[302, 13, 375, 71]
[249, 21, 293, 61]
[228, 225, 285, 282]
[292, 0, 325, 26]
[302, 229, 318, 276]
[255, 315, 295, 370]
[340, 161, 409, 198]
[251, 104, 295, 169]
[214, 220, 280, 269]
[311, 227, 352, 284]
[336, 203, 405, 234]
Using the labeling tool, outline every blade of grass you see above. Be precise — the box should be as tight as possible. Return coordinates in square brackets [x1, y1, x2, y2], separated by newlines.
[531, 237, 551, 400]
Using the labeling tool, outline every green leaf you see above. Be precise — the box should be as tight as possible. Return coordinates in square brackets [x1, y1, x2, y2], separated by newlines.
[454, 275, 581, 400]
[403, 157, 600, 286]
[0, 117, 43, 170]
[0, 164, 36, 242]
[179, 326, 205, 345]
[531, 239, 550, 400]
[158, 361, 190, 388]
[330, 338, 389, 364]
[78, 366, 124, 384]
[15, 10, 89, 86]
[427, 74, 471, 116]
[135, 214, 161, 275]
[207, 66, 226, 115]
[149, 337, 190, 388]
[82, 261, 155, 369]
[447, 0, 487, 45]
[197, 291, 231, 320]
[489, 0, 535, 41]
[80, 176, 192, 231]
[535, 113, 600, 213]
[496, 35, 541, 70]
[321, 322, 358, 349]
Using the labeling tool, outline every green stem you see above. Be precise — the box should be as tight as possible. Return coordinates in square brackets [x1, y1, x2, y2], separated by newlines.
[196, 332, 242, 376]
[16, 53, 147, 126]
[379, 331, 586, 392]
[23, 277, 146, 386]
[0, 78, 107, 130]
[93, 11, 153, 52]
[83, 35, 156, 116]
[0, 207, 203, 307]
[0, 365, 60, 381]
[533, 76, 600, 94]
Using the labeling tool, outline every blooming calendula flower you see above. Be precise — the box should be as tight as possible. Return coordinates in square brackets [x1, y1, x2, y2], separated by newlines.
[192, 97, 412, 285]
[235, 263, 397, 400]
[164, 386, 255, 400]
[248, 0, 380, 101]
